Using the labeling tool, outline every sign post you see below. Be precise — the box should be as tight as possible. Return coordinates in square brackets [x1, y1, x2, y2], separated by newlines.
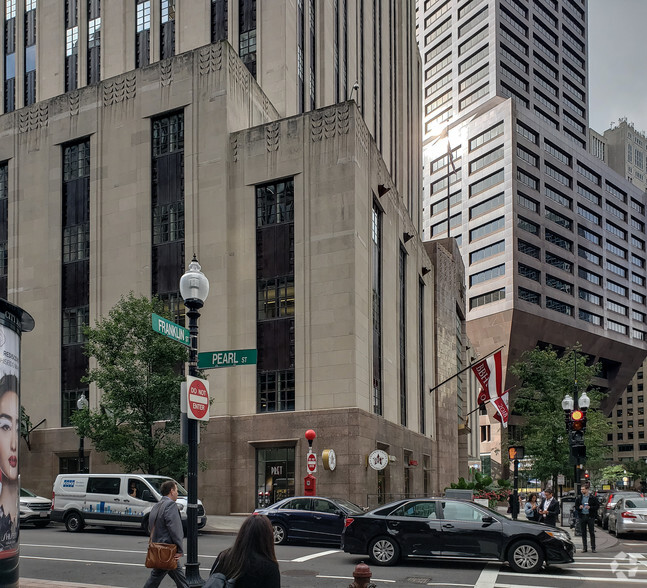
[186, 376, 210, 421]
[152, 313, 190, 346]
[198, 349, 257, 369]
[306, 452, 317, 474]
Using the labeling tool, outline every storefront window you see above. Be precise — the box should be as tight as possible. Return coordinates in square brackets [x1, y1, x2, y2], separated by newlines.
[256, 446, 295, 508]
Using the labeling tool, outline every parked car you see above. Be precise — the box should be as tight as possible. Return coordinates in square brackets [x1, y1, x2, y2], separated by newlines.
[51, 474, 207, 533]
[608, 497, 647, 537]
[341, 498, 575, 573]
[600, 491, 643, 529]
[19, 488, 52, 528]
[253, 496, 365, 545]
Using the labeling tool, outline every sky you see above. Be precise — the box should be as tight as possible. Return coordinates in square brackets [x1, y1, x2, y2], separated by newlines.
[588, 0, 647, 134]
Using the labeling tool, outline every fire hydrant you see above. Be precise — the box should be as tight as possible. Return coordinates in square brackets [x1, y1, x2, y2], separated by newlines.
[348, 562, 376, 588]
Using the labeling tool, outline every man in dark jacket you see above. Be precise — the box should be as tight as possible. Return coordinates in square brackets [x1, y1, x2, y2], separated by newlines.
[574, 484, 599, 552]
[144, 480, 189, 588]
[538, 487, 560, 526]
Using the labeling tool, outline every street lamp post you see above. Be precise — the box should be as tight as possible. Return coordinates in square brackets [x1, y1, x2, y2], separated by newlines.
[76, 393, 89, 473]
[180, 255, 209, 588]
[562, 350, 591, 496]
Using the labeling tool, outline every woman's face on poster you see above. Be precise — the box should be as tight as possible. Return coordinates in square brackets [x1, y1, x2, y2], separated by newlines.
[0, 390, 18, 481]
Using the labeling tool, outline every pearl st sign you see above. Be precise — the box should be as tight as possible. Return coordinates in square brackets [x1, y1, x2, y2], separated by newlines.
[197, 348, 257, 369]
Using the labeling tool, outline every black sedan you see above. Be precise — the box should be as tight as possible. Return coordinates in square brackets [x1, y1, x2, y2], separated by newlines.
[341, 498, 574, 573]
[253, 496, 365, 545]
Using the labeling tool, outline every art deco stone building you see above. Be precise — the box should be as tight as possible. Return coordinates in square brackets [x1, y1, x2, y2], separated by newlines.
[5, 1, 475, 513]
[417, 0, 647, 474]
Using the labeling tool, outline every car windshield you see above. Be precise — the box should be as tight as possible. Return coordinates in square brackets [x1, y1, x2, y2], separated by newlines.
[145, 477, 188, 497]
[334, 498, 365, 514]
[624, 499, 647, 509]
[20, 488, 37, 497]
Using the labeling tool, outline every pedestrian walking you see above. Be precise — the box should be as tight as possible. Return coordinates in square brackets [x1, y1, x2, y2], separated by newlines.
[208, 514, 281, 588]
[538, 487, 560, 526]
[143, 480, 189, 588]
[574, 484, 599, 552]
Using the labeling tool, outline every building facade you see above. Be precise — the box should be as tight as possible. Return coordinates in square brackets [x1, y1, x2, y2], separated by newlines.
[5, 1, 475, 513]
[416, 0, 647, 474]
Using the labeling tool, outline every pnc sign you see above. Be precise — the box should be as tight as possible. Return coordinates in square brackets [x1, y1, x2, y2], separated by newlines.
[187, 376, 210, 421]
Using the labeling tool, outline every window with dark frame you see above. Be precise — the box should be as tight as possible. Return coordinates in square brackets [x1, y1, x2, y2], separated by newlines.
[399, 246, 407, 427]
[61, 138, 90, 427]
[160, 0, 175, 60]
[239, 0, 257, 77]
[4, 0, 16, 112]
[136, 0, 151, 68]
[151, 111, 185, 326]
[87, 0, 101, 85]
[65, 0, 79, 91]
[372, 203, 383, 415]
[256, 179, 295, 414]
[24, 0, 37, 105]
[211, 0, 228, 43]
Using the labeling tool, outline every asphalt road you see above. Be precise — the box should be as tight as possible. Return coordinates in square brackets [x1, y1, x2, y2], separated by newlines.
[17, 524, 647, 587]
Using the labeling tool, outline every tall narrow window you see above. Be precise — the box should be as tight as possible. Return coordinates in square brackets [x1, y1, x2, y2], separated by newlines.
[358, 0, 364, 112]
[61, 139, 90, 427]
[256, 179, 295, 413]
[24, 0, 37, 105]
[136, 0, 151, 68]
[0, 162, 7, 299]
[65, 0, 78, 91]
[211, 0, 228, 42]
[160, 0, 175, 60]
[239, 0, 256, 77]
[309, 0, 315, 110]
[4, 0, 16, 112]
[151, 111, 185, 324]
[87, 0, 101, 84]
[419, 279, 425, 434]
[456, 311, 464, 422]
[372, 203, 383, 415]
[333, 0, 339, 102]
[342, 0, 347, 99]
[399, 246, 407, 426]
[297, 0, 304, 113]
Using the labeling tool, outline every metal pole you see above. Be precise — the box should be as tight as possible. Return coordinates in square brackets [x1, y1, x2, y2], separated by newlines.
[78, 435, 85, 473]
[185, 303, 203, 587]
[573, 350, 581, 497]
[512, 458, 519, 520]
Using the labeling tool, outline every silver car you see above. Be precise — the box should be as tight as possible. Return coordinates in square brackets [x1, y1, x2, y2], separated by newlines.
[608, 497, 647, 538]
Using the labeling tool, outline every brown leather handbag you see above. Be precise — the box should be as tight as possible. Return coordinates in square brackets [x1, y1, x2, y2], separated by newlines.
[145, 511, 178, 570]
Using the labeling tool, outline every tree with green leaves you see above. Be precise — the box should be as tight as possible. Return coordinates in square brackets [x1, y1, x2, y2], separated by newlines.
[71, 293, 189, 479]
[509, 346, 610, 488]
[600, 465, 628, 489]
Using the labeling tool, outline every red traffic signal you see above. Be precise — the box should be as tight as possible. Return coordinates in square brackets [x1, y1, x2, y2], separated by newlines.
[571, 409, 585, 431]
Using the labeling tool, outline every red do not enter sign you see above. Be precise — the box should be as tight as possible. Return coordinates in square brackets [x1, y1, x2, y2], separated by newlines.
[187, 376, 210, 421]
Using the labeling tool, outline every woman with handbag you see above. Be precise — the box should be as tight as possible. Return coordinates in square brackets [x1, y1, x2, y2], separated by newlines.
[143, 480, 189, 588]
[207, 514, 281, 587]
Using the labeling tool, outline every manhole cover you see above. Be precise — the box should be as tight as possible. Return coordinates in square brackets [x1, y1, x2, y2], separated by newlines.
[282, 569, 319, 577]
[406, 577, 432, 584]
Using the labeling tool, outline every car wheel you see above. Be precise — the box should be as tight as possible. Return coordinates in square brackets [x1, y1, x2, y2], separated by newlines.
[33, 520, 50, 528]
[64, 512, 85, 533]
[508, 540, 543, 574]
[272, 523, 288, 545]
[369, 536, 400, 566]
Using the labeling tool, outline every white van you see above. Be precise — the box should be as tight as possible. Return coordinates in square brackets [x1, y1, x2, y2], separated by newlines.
[51, 474, 207, 533]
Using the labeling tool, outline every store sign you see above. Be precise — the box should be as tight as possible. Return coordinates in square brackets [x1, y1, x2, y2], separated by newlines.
[368, 449, 389, 471]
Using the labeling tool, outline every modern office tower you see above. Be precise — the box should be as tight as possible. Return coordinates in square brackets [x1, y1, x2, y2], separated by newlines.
[417, 0, 647, 474]
[3, 2, 474, 513]
[600, 119, 647, 192]
[588, 118, 647, 466]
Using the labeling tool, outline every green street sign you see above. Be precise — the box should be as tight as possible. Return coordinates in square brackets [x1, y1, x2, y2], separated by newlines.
[198, 349, 257, 369]
[151, 313, 190, 346]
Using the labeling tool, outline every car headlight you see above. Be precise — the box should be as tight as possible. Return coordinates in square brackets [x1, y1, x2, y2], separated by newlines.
[545, 530, 571, 542]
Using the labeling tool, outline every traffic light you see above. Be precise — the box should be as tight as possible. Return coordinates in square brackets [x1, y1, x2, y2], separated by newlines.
[508, 446, 524, 460]
[570, 408, 587, 434]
